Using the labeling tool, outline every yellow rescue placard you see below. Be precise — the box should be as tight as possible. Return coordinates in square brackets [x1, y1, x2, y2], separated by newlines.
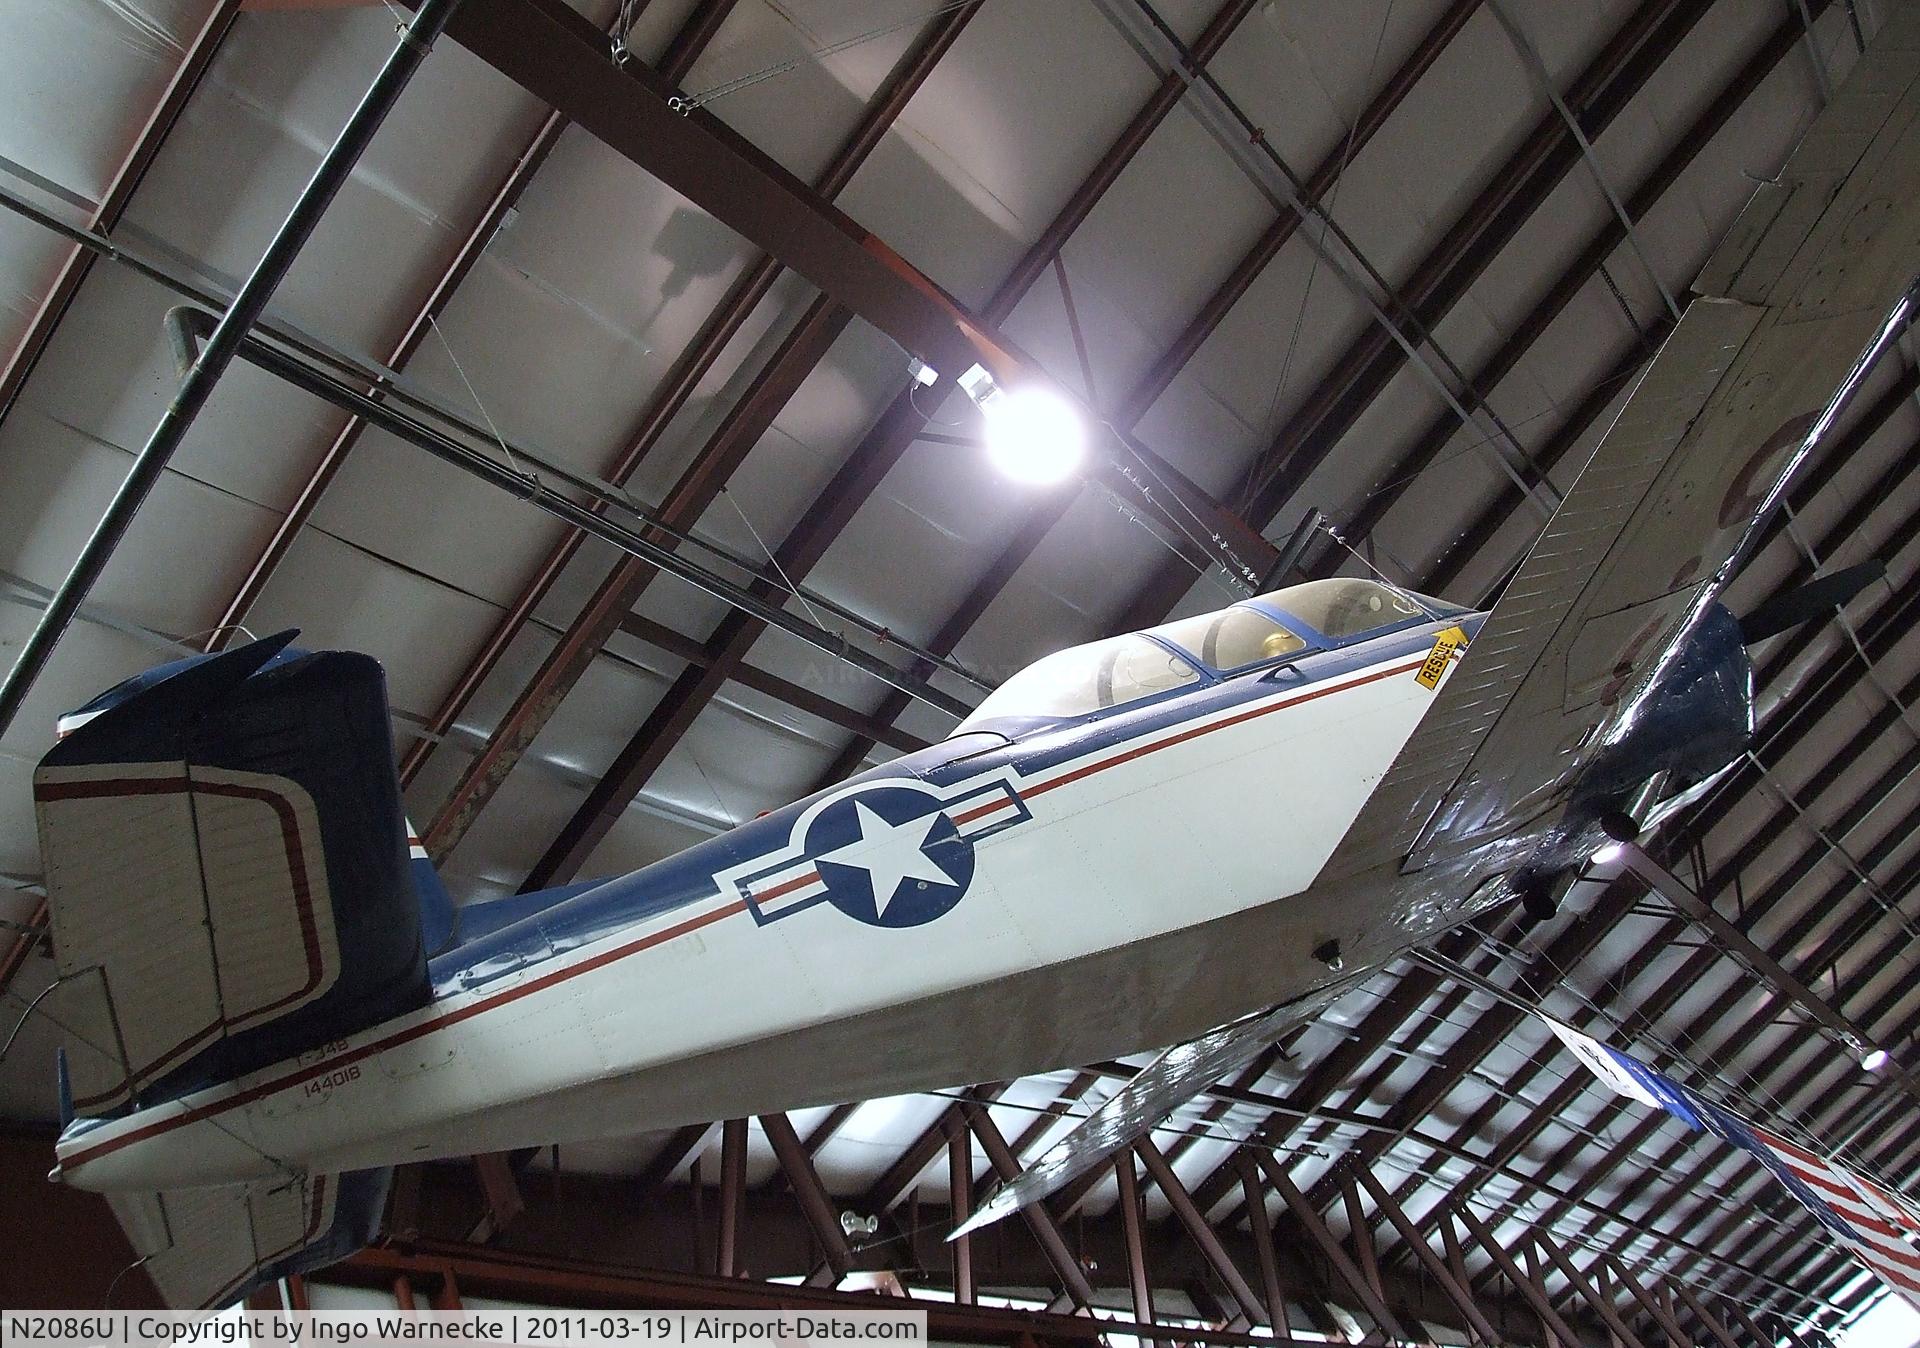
[1416, 625, 1469, 690]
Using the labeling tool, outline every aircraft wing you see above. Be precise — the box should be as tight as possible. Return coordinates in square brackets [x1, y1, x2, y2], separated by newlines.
[953, 979, 1354, 1237]
[1325, 4, 1920, 878]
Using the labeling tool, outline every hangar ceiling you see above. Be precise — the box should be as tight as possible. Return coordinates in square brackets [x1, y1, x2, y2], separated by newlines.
[3, 0, 1919, 1338]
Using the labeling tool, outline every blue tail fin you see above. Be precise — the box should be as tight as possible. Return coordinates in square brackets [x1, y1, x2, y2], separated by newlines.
[35, 632, 435, 1114]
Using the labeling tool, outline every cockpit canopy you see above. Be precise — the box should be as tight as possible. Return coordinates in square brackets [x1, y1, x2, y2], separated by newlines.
[953, 578, 1459, 736]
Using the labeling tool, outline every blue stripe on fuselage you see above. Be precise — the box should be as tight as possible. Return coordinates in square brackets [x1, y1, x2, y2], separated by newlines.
[426, 614, 1480, 998]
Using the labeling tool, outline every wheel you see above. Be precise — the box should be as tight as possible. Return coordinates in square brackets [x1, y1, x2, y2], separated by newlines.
[1598, 809, 1641, 843]
[1520, 884, 1558, 923]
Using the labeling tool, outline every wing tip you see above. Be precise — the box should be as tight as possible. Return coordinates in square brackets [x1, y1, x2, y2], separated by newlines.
[948, 1191, 1015, 1242]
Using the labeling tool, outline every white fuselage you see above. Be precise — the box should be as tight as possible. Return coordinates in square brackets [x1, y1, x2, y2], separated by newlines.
[58, 643, 1451, 1193]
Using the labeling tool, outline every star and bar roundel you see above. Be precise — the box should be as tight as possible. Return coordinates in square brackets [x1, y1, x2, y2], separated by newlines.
[716, 776, 1030, 928]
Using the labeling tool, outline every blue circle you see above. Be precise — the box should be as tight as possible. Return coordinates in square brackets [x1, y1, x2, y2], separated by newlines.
[805, 786, 974, 927]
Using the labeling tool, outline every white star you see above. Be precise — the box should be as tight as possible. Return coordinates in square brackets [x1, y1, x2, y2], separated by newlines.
[817, 802, 959, 919]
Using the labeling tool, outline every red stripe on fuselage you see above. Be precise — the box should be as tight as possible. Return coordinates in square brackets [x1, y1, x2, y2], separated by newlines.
[64, 899, 748, 1170]
[1022, 658, 1425, 799]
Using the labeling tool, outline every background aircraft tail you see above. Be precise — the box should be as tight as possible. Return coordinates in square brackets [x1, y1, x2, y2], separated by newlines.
[1547, 1017, 1920, 1309]
[33, 631, 437, 1116]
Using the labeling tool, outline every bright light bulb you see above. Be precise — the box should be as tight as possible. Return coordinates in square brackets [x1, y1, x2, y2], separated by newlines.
[1590, 841, 1625, 866]
[981, 385, 1087, 485]
[1862, 1047, 1890, 1072]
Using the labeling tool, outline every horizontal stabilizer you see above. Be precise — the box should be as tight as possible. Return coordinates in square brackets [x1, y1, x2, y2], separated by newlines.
[110, 1167, 389, 1308]
[1326, 0, 1920, 878]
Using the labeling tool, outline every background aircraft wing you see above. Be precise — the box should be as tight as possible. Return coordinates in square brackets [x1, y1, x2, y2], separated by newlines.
[1325, 5, 1920, 879]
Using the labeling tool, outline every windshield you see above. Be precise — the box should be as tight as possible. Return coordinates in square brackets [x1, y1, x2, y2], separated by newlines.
[955, 635, 1200, 734]
[1255, 578, 1436, 643]
[1148, 605, 1306, 672]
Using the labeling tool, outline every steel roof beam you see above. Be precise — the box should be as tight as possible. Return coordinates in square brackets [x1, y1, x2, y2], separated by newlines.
[1316, 845, 1906, 1306]
[1670, 1279, 1745, 1348]
[861, 1087, 1007, 1216]
[1073, 1063, 1819, 1295]
[1520, 1244, 1573, 1347]
[0, 0, 245, 432]
[636, 1122, 715, 1197]
[1570, 914, 1920, 1296]
[1322, 2, 1822, 586]
[1451, 1205, 1587, 1348]
[205, 0, 711, 655]
[425, 292, 851, 865]
[948, 1115, 975, 1305]
[0, 0, 466, 739]
[1351, 1164, 1502, 1344]
[759, 1102, 864, 1204]
[1114, 1152, 1160, 1336]
[1338, 1177, 1390, 1321]
[1393, 868, 1915, 1306]
[803, 0, 1493, 788]
[1440, 891, 1920, 1308]
[394, 0, 970, 791]
[718, 1118, 746, 1278]
[1259, 1154, 1414, 1344]
[507, 0, 1265, 879]
[761, 1113, 854, 1286]
[1181, 936, 1490, 1220]
[1510, 967, 1920, 1313]
[1723, 1300, 1783, 1348]
[964, 1101, 1097, 1311]
[341, 1237, 1113, 1346]
[1103, 1047, 1287, 1219]
[1135, 1137, 1266, 1326]
[422, 0, 1015, 383]
[385, 1155, 1707, 1344]
[468, 1151, 527, 1243]
[1605, 1256, 1692, 1348]
[1424, 338, 1660, 600]
[1115, 0, 1486, 429]
[1048, 1051, 1285, 1225]
[412, 3, 986, 865]
[1106, 0, 1715, 634]
[1233, 0, 1704, 525]
[617, 612, 929, 754]
[1239, 1157, 1297, 1344]
[1625, 846, 1920, 1108]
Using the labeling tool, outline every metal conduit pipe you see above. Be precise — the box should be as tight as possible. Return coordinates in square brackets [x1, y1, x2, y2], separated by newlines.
[163, 308, 974, 720]
[165, 304, 992, 691]
[0, 0, 468, 740]
[0, 175, 991, 697]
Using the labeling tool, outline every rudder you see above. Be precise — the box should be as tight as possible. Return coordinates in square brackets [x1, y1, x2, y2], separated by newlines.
[34, 632, 433, 1114]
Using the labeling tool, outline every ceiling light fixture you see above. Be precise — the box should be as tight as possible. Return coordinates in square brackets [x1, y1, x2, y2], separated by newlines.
[958, 364, 1088, 485]
[1862, 1046, 1890, 1072]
